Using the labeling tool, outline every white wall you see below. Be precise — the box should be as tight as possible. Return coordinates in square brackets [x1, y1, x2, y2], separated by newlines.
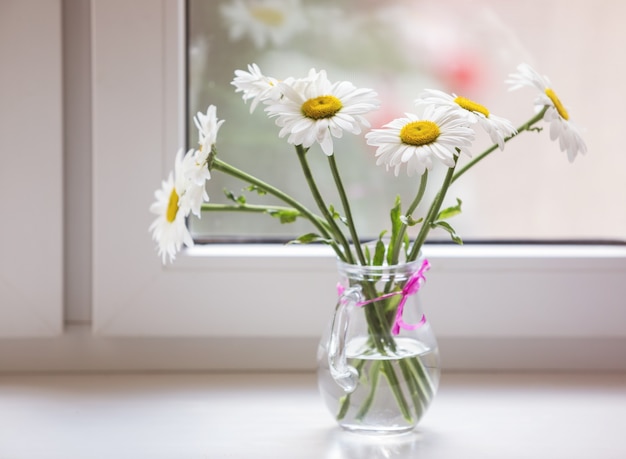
[0, 0, 625, 373]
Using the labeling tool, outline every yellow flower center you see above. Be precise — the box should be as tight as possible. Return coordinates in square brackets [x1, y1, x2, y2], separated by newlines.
[250, 7, 285, 27]
[545, 88, 569, 120]
[166, 188, 179, 223]
[454, 96, 490, 117]
[400, 120, 440, 146]
[301, 95, 343, 120]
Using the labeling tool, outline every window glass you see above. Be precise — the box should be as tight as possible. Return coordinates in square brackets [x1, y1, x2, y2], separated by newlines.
[187, 0, 620, 243]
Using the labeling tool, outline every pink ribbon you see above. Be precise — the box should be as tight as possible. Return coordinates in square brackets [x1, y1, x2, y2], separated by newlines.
[337, 259, 430, 336]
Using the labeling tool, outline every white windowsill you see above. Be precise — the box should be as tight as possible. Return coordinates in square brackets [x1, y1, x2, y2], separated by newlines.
[2, 323, 625, 373]
[1, 371, 624, 458]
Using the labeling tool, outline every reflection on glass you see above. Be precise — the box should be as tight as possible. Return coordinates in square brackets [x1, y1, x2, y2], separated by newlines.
[325, 427, 427, 458]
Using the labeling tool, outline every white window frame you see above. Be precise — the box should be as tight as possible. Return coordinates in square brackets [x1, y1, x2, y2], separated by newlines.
[0, 0, 63, 337]
[90, 0, 626, 370]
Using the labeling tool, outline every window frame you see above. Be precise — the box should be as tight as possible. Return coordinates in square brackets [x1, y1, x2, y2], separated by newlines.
[90, 0, 626, 369]
[0, 0, 63, 337]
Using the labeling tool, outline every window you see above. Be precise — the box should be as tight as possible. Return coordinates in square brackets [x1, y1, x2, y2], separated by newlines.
[186, 0, 624, 243]
[90, 0, 626, 370]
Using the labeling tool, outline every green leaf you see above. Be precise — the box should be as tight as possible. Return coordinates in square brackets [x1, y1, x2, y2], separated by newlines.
[373, 232, 387, 266]
[223, 189, 246, 205]
[245, 185, 267, 196]
[287, 233, 332, 245]
[268, 208, 300, 224]
[387, 196, 403, 265]
[436, 198, 462, 221]
[364, 245, 372, 265]
[399, 215, 423, 226]
[403, 232, 410, 257]
[328, 205, 348, 225]
[223, 189, 237, 203]
[432, 221, 463, 245]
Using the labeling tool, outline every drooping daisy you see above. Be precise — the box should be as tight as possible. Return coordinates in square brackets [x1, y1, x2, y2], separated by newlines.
[180, 149, 210, 219]
[417, 89, 516, 150]
[265, 68, 380, 156]
[149, 150, 194, 264]
[185, 106, 223, 218]
[193, 105, 225, 161]
[219, 0, 307, 49]
[365, 105, 475, 177]
[506, 63, 587, 162]
[231, 64, 282, 113]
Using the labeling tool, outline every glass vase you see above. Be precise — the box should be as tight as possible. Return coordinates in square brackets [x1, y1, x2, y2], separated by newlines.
[317, 257, 440, 434]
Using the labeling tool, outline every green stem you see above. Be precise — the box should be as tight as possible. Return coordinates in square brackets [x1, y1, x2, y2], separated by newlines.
[404, 356, 434, 411]
[355, 360, 382, 421]
[336, 359, 367, 421]
[408, 156, 459, 261]
[389, 171, 429, 266]
[399, 359, 426, 419]
[337, 110, 550, 426]
[406, 108, 548, 261]
[336, 394, 351, 421]
[202, 202, 330, 231]
[356, 290, 415, 422]
[294, 145, 355, 263]
[353, 349, 413, 424]
[201, 203, 297, 214]
[382, 360, 414, 423]
[327, 154, 366, 265]
[334, 283, 428, 424]
[451, 107, 548, 185]
[211, 157, 344, 260]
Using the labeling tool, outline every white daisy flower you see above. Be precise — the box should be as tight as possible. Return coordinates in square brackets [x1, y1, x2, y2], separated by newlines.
[219, 0, 306, 49]
[231, 64, 282, 113]
[187, 106, 223, 218]
[149, 150, 194, 264]
[180, 149, 210, 219]
[183, 147, 212, 189]
[417, 89, 516, 150]
[507, 63, 587, 162]
[365, 105, 475, 177]
[265, 68, 380, 156]
[193, 105, 225, 160]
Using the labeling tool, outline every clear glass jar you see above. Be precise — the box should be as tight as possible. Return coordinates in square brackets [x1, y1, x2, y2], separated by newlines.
[317, 257, 440, 434]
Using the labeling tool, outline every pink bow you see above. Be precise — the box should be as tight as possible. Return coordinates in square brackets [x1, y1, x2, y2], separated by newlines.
[337, 259, 430, 336]
[389, 259, 429, 335]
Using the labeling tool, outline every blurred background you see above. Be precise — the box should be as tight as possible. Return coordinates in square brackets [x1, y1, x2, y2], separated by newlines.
[186, 0, 620, 244]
